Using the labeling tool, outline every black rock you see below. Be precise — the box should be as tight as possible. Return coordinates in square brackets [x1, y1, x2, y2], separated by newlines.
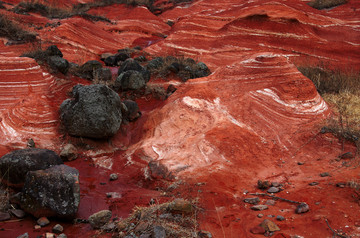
[118, 58, 143, 74]
[88, 210, 112, 229]
[47, 56, 69, 74]
[104, 56, 118, 66]
[123, 100, 141, 122]
[295, 202, 309, 214]
[45, 45, 63, 57]
[77, 60, 103, 80]
[10, 209, 26, 218]
[60, 84, 122, 139]
[94, 68, 112, 81]
[146, 57, 164, 71]
[115, 70, 146, 91]
[0, 148, 63, 187]
[21, 165, 80, 219]
[243, 197, 260, 205]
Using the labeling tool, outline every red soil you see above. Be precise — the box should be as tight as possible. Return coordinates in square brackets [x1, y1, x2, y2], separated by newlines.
[0, 0, 359, 237]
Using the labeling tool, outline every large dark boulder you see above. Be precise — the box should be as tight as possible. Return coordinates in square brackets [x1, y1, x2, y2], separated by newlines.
[77, 60, 103, 80]
[60, 84, 122, 139]
[122, 100, 141, 122]
[0, 148, 63, 188]
[20, 165, 80, 219]
[114, 70, 146, 91]
[45, 45, 63, 57]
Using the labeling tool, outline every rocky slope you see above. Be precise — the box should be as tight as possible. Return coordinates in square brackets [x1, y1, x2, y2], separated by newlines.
[0, 0, 359, 237]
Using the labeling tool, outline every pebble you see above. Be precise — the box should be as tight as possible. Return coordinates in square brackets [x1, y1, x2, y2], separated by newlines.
[10, 209, 26, 218]
[251, 205, 268, 211]
[336, 182, 346, 188]
[52, 224, 64, 234]
[34, 225, 41, 230]
[57, 234, 67, 238]
[109, 173, 118, 181]
[250, 225, 266, 234]
[308, 182, 319, 186]
[320, 172, 330, 177]
[16, 233, 29, 238]
[45, 233, 56, 238]
[267, 187, 280, 193]
[297, 162, 304, 165]
[295, 203, 310, 214]
[0, 211, 10, 221]
[37, 217, 50, 227]
[244, 197, 260, 205]
[260, 219, 280, 232]
[271, 182, 280, 187]
[88, 210, 112, 229]
[276, 215, 285, 221]
[257, 214, 264, 218]
[265, 200, 276, 206]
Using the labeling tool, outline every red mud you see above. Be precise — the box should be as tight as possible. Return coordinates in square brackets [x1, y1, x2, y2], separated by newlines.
[0, 0, 360, 237]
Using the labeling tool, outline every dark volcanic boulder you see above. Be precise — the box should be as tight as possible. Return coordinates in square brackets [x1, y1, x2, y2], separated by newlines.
[77, 60, 103, 80]
[123, 100, 141, 122]
[47, 56, 69, 74]
[94, 68, 112, 81]
[0, 148, 63, 187]
[45, 45, 63, 57]
[21, 164, 80, 219]
[60, 84, 122, 139]
[114, 70, 146, 91]
[118, 58, 150, 82]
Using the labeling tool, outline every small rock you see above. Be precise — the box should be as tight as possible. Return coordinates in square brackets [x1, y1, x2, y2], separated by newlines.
[37, 217, 50, 227]
[271, 182, 281, 187]
[258, 180, 271, 190]
[315, 202, 321, 205]
[10, 209, 26, 218]
[320, 172, 330, 177]
[45, 232, 56, 238]
[308, 182, 319, 186]
[152, 225, 166, 238]
[198, 230, 212, 238]
[60, 144, 78, 161]
[250, 225, 266, 234]
[251, 205, 268, 211]
[0, 212, 10, 221]
[106, 192, 121, 198]
[16, 233, 29, 238]
[291, 236, 304, 238]
[295, 203, 310, 214]
[57, 234, 67, 238]
[88, 210, 112, 229]
[267, 214, 275, 217]
[34, 225, 41, 230]
[109, 173, 118, 181]
[336, 182, 346, 188]
[168, 199, 193, 213]
[257, 214, 264, 218]
[265, 200, 276, 206]
[297, 162, 304, 165]
[244, 197, 260, 205]
[102, 222, 116, 232]
[267, 187, 280, 193]
[52, 224, 64, 234]
[276, 215, 285, 221]
[354, 220, 360, 227]
[27, 138, 35, 148]
[260, 219, 280, 232]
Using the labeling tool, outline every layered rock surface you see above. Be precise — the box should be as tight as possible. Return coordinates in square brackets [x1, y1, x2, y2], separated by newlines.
[0, 0, 359, 237]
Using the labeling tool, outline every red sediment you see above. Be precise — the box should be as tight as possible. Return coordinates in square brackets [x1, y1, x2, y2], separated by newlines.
[0, 0, 359, 237]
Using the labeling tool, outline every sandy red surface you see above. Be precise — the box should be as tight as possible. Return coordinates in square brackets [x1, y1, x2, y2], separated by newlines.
[0, 0, 359, 237]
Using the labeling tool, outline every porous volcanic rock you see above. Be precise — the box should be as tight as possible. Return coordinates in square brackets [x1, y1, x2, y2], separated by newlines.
[115, 70, 146, 91]
[60, 84, 122, 139]
[20, 164, 80, 219]
[88, 210, 112, 229]
[0, 148, 63, 187]
[118, 58, 150, 82]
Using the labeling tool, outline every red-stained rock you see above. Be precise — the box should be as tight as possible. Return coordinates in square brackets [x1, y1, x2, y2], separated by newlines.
[250, 225, 266, 234]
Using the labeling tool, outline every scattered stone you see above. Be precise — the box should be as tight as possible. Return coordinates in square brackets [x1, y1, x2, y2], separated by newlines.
[100, 53, 114, 61]
[88, 210, 112, 229]
[260, 219, 280, 232]
[168, 199, 193, 213]
[250, 225, 266, 234]
[338, 152, 354, 159]
[251, 205, 268, 211]
[0, 148, 63, 187]
[267, 187, 280, 193]
[37, 217, 50, 227]
[265, 200, 276, 206]
[243, 197, 260, 205]
[258, 180, 271, 190]
[109, 173, 118, 181]
[76, 60, 103, 80]
[295, 203, 310, 214]
[146, 57, 164, 71]
[16, 233, 29, 238]
[297, 162, 304, 165]
[60, 144, 78, 161]
[315, 202, 320, 205]
[309, 182, 319, 186]
[197, 231, 212, 238]
[60, 84, 122, 139]
[115, 70, 146, 91]
[257, 214, 264, 218]
[57, 234, 67, 238]
[45, 45, 63, 57]
[271, 182, 280, 187]
[21, 165, 80, 219]
[267, 215, 275, 217]
[320, 172, 330, 177]
[0, 211, 10, 221]
[10, 209, 26, 218]
[276, 215, 285, 221]
[94, 68, 112, 81]
[152, 225, 166, 238]
[52, 224, 64, 234]
[34, 225, 41, 230]
[118, 58, 150, 82]
[102, 222, 116, 232]
[27, 138, 35, 148]
[336, 182, 346, 188]
[45, 232, 56, 238]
